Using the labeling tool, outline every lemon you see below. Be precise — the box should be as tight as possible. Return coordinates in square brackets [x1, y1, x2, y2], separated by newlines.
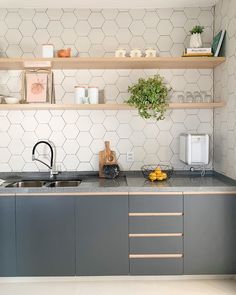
[149, 172, 157, 181]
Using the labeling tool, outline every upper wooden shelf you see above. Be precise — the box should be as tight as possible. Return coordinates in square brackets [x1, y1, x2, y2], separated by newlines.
[0, 102, 225, 110]
[0, 57, 226, 70]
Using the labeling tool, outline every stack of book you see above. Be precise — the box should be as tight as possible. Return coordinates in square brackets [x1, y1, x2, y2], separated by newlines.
[183, 48, 213, 57]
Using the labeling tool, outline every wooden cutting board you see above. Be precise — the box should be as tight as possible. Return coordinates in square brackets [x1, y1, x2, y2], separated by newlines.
[99, 141, 118, 177]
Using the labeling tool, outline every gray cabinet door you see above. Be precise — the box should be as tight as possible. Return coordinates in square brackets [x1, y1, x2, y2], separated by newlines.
[76, 195, 129, 275]
[0, 196, 16, 276]
[16, 195, 75, 276]
[184, 194, 236, 274]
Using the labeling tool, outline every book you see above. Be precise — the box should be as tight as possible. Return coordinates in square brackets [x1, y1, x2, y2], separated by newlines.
[212, 30, 226, 57]
[186, 48, 212, 54]
[183, 53, 213, 57]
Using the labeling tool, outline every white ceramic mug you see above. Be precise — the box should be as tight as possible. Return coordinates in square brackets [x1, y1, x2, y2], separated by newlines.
[88, 87, 99, 104]
[75, 86, 86, 104]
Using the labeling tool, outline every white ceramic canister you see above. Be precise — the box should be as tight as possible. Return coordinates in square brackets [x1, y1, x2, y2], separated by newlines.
[42, 44, 54, 58]
[88, 86, 99, 104]
[115, 48, 127, 57]
[75, 86, 86, 104]
[130, 48, 142, 58]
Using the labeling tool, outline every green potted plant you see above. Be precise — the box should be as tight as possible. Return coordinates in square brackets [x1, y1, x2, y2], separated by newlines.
[126, 75, 171, 120]
[190, 25, 204, 48]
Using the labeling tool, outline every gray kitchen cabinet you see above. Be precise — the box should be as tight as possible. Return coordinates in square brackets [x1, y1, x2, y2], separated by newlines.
[129, 193, 184, 275]
[76, 194, 129, 275]
[16, 195, 75, 276]
[184, 193, 236, 274]
[0, 195, 16, 276]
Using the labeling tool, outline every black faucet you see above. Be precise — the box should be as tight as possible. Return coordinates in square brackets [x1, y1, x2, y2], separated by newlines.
[32, 141, 57, 178]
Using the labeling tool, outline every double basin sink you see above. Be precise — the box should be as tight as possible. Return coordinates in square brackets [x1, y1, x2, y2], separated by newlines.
[6, 180, 82, 188]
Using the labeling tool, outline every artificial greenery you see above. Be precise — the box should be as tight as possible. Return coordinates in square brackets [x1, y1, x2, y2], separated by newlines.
[126, 75, 171, 120]
[190, 25, 204, 34]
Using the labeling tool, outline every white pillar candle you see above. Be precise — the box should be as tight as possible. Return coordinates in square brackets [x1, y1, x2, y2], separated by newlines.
[75, 86, 86, 104]
[88, 87, 99, 104]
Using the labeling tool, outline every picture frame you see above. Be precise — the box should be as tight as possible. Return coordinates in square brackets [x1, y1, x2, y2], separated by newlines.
[21, 69, 55, 104]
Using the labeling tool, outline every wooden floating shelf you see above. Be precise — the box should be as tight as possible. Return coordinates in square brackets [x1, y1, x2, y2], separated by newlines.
[0, 57, 226, 70]
[0, 102, 225, 110]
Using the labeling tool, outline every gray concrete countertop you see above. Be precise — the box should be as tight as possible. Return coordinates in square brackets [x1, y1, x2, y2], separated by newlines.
[0, 171, 236, 194]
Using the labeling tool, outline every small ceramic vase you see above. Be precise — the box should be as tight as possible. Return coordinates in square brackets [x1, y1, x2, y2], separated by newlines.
[190, 33, 202, 48]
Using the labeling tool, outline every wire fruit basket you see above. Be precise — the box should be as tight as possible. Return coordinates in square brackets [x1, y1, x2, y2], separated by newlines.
[141, 164, 173, 181]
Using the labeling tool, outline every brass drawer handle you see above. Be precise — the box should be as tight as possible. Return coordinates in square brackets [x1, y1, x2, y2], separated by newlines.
[129, 212, 183, 217]
[129, 254, 183, 259]
[129, 233, 183, 238]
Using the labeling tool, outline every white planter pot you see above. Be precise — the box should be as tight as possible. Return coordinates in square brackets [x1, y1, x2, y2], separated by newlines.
[190, 33, 202, 48]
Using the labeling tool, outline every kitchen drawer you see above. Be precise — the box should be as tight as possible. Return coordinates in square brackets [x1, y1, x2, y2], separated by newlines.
[130, 236, 183, 254]
[129, 216, 183, 234]
[129, 194, 183, 213]
[130, 257, 183, 275]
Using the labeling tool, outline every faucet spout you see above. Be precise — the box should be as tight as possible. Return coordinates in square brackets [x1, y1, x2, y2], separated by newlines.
[32, 141, 57, 178]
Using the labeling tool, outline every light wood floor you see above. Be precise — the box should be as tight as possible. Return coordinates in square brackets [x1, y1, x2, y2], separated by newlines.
[0, 278, 235, 295]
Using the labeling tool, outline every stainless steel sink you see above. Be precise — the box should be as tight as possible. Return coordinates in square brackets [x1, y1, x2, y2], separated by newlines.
[46, 180, 81, 187]
[6, 180, 45, 188]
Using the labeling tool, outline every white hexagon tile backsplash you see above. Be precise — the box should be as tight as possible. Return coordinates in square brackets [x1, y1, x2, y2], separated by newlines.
[0, 7, 215, 172]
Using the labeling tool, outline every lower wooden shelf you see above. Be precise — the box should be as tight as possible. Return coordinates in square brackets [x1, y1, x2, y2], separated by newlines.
[0, 102, 225, 110]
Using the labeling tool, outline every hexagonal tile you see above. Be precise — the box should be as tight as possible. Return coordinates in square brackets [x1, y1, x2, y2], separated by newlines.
[49, 131, 66, 146]
[116, 77, 130, 92]
[90, 124, 106, 139]
[61, 12, 77, 28]
[143, 11, 159, 28]
[170, 110, 187, 123]
[46, 9, 63, 20]
[117, 139, 132, 154]
[62, 110, 78, 124]
[33, 29, 50, 44]
[130, 116, 145, 131]
[158, 131, 173, 146]
[89, 44, 104, 57]
[198, 10, 213, 27]
[116, 12, 132, 28]
[170, 11, 187, 27]
[63, 139, 78, 154]
[0, 148, 11, 163]
[21, 116, 38, 131]
[171, 76, 186, 91]
[170, 27, 186, 43]
[143, 123, 160, 139]
[62, 77, 77, 92]
[90, 139, 104, 154]
[7, 110, 24, 124]
[77, 147, 93, 161]
[116, 28, 132, 44]
[35, 124, 52, 139]
[88, 29, 105, 44]
[49, 116, 65, 131]
[18, 9, 35, 20]
[8, 139, 24, 155]
[74, 20, 91, 36]
[130, 131, 146, 146]
[5, 12, 22, 29]
[5, 29, 22, 45]
[8, 124, 24, 139]
[129, 20, 145, 36]
[61, 29, 77, 44]
[35, 110, 52, 124]
[184, 115, 200, 130]
[184, 7, 201, 19]
[102, 20, 118, 36]
[0, 20, 8, 36]
[144, 139, 159, 154]
[77, 116, 92, 131]
[19, 20, 36, 36]
[158, 36, 173, 52]
[102, 36, 118, 53]
[103, 116, 119, 131]
[104, 85, 119, 100]
[63, 124, 79, 139]
[197, 76, 212, 91]
[0, 132, 11, 147]
[9, 155, 25, 171]
[75, 36, 91, 53]
[184, 69, 200, 83]
[77, 132, 93, 147]
[143, 28, 159, 44]
[20, 37, 36, 53]
[47, 21, 63, 37]
[63, 155, 79, 170]
[22, 132, 38, 147]
[198, 109, 213, 123]
[103, 131, 119, 146]
[157, 20, 173, 35]
[88, 12, 105, 28]
[33, 12, 49, 28]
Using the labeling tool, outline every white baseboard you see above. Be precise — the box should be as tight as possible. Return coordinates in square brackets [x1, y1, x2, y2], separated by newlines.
[0, 275, 234, 284]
